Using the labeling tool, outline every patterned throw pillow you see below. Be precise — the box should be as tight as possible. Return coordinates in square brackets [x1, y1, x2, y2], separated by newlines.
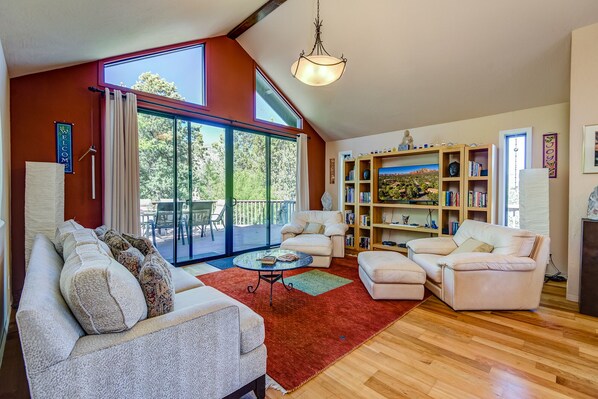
[117, 247, 145, 277]
[123, 233, 155, 256]
[138, 253, 174, 318]
[103, 229, 132, 258]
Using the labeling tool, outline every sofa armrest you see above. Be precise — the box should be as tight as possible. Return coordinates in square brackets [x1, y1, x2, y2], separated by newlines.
[324, 223, 348, 237]
[33, 300, 244, 399]
[70, 299, 239, 357]
[407, 237, 457, 255]
[437, 253, 537, 272]
[281, 223, 304, 235]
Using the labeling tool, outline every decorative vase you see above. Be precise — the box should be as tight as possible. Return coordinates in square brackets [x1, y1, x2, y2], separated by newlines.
[588, 186, 598, 220]
[363, 169, 370, 180]
[448, 161, 460, 177]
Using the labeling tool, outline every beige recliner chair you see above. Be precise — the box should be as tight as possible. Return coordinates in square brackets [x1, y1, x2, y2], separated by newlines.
[280, 211, 348, 267]
[407, 220, 550, 310]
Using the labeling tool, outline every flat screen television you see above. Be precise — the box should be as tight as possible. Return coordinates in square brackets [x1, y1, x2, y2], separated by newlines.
[378, 164, 439, 204]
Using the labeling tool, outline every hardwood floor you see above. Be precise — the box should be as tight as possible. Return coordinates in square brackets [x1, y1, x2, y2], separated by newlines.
[266, 281, 598, 399]
[1, 281, 596, 399]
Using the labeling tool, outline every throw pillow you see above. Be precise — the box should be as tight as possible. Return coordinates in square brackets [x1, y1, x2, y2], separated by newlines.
[123, 233, 155, 256]
[103, 229, 132, 258]
[62, 228, 114, 260]
[303, 222, 325, 234]
[54, 219, 84, 256]
[451, 238, 494, 254]
[60, 250, 147, 334]
[94, 225, 109, 240]
[117, 247, 145, 278]
[138, 253, 175, 318]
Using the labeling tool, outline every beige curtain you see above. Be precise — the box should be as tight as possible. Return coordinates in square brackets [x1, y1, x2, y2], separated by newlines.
[103, 89, 140, 234]
[296, 133, 310, 211]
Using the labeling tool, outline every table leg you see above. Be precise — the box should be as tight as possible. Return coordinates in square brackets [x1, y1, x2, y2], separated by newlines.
[247, 271, 262, 293]
[281, 272, 293, 291]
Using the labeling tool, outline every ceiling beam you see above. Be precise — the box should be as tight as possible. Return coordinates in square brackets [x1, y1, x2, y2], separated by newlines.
[227, 0, 287, 40]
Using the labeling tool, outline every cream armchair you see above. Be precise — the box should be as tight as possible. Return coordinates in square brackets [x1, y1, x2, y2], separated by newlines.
[280, 211, 348, 267]
[407, 220, 550, 310]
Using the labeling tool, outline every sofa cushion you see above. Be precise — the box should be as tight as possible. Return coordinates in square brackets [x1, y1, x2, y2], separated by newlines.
[437, 253, 537, 272]
[280, 234, 332, 256]
[358, 251, 425, 284]
[103, 229, 132, 257]
[303, 222, 324, 234]
[60, 248, 147, 334]
[62, 228, 112, 261]
[54, 219, 84, 256]
[94, 224, 108, 240]
[123, 233, 155, 256]
[175, 286, 264, 354]
[117, 247, 145, 277]
[412, 253, 443, 283]
[290, 211, 343, 229]
[171, 268, 205, 293]
[453, 220, 536, 257]
[451, 238, 494, 254]
[138, 253, 175, 318]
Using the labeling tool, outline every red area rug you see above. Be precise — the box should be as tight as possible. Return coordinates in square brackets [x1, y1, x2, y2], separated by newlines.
[199, 257, 429, 391]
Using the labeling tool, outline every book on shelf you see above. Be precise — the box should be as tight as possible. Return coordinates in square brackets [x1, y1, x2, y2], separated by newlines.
[359, 192, 371, 203]
[360, 214, 370, 227]
[443, 191, 460, 207]
[345, 234, 354, 247]
[468, 161, 484, 177]
[448, 221, 460, 235]
[359, 236, 370, 250]
[467, 191, 487, 208]
[344, 210, 355, 225]
[345, 187, 355, 203]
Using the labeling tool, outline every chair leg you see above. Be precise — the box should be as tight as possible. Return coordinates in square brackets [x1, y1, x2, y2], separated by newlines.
[210, 222, 214, 241]
[152, 224, 156, 246]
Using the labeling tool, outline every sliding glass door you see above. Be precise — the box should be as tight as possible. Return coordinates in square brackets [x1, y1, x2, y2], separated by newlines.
[138, 110, 297, 266]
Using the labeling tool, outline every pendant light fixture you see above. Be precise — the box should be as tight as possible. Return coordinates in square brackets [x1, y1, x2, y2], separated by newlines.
[291, 0, 347, 86]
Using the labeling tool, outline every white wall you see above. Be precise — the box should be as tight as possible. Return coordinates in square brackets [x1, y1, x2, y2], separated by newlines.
[567, 23, 598, 302]
[0, 38, 10, 366]
[326, 103, 570, 275]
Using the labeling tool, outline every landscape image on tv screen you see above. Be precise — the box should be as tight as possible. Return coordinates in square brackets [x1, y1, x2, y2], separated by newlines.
[378, 164, 439, 203]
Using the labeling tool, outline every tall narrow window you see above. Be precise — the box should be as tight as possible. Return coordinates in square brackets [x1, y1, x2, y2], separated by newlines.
[499, 128, 532, 228]
[255, 69, 302, 128]
[104, 44, 205, 106]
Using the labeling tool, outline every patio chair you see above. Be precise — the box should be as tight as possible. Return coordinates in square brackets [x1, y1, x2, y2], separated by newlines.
[211, 200, 226, 231]
[187, 201, 214, 241]
[151, 201, 186, 246]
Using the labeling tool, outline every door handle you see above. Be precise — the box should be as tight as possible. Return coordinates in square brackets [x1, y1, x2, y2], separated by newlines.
[232, 198, 238, 207]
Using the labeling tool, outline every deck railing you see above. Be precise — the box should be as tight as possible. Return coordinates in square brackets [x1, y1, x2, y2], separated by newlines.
[233, 200, 296, 226]
[140, 199, 296, 230]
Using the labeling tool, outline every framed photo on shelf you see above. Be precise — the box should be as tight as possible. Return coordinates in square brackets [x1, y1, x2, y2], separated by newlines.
[583, 124, 598, 174]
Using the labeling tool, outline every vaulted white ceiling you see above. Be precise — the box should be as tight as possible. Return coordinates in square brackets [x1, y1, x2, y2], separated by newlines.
[2, 0, 598, 141]
[238, 0, 598, 140]
[0, 0, 265, 77]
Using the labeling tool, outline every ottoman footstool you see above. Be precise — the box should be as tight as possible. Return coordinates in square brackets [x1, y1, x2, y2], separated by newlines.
[358, 251, 426, 300]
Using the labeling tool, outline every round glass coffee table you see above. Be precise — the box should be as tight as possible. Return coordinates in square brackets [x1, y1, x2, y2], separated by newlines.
[233, 249, 313, 306]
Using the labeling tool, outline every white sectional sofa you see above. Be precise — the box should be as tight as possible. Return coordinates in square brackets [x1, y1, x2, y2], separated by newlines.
[17, 231, 266, 399]
[407, 220, 550, 311]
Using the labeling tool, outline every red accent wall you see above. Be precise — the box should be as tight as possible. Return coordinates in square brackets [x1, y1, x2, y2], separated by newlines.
[10, 36, 326, 301]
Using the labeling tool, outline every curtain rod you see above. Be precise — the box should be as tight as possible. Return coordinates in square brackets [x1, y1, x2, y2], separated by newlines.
[88, 86, 309, 140]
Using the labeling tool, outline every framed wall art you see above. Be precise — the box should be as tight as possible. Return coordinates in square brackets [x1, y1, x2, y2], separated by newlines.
[583, 124, 598, 174]
[55, 122, 73, 174]
[542, 133, 558, 178]
[329, 158, 336, 184]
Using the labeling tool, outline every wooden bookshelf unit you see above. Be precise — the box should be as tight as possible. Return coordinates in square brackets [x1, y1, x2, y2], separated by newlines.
[342, 144, 496, 254]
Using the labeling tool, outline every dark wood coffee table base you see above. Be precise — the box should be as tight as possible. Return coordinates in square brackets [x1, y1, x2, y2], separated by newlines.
[247, 270, 294, 306]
